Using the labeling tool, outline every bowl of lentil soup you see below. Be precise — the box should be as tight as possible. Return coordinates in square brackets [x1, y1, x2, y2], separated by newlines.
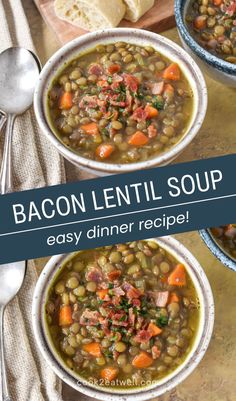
[32, 237, 214, 400]
[200, 226, 236, 271]
[34, 28, 207, 175]
[175, 0, 236, 86]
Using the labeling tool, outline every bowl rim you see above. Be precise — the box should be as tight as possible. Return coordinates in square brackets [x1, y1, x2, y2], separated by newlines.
[199, 229, 236, 272]
[32, 236, 214, 401]
[175, 0, 236, 75]
[34, 27, 208, 174]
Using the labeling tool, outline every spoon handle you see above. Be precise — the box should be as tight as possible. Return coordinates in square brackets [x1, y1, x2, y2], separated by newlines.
[0, 114, 15, 195]
[0, 306, 12, 401]
[0, 112, 7, 133]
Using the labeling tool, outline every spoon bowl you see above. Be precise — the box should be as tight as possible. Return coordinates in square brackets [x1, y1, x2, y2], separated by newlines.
[0, 47, 41, 194]
[0, 47, 40, 115]
[0, 261, 26, 305]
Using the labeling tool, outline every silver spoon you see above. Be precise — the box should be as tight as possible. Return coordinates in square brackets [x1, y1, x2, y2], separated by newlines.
[0, 112, 7, 133]
[0, 261, 27, 401]
[0, 47, 41, 194]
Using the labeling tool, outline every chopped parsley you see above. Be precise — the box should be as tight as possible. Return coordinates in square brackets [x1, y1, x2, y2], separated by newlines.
[156, 315, 169, 327]
[101, 128, 109, 137]
[150, 337, 155, 347]
[107, 76, 113, 84]
[152, 96, 164, 110]
[103, 349, 113, 359]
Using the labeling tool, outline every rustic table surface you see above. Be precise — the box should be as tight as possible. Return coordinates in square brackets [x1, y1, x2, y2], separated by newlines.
[24, 1, 236, 400]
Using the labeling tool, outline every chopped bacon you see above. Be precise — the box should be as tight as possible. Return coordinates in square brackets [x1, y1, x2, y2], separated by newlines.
[224, 225, 236, 238]
[150, 81, 164, 95]
[111, 296, 121, 306]
[111, 81, 121, 91]
[134, 329, 152, 343]
[152, 346, 161, 360]
[110, 98, 126, 107]
[226, 1, 236, 16]
[111, 312, 129, 326]
[148, 124, 158, 138]
[97, 98, 107, 108]
[131, 106, 148, 122]
[113, 286, 125, 296]
[79, 95, 98, 109]
[80, 309, 100, 326]
[148, 291, 169, 307]
[132, 298, 141, 307]
[125, 89, 133, 111]
[123, 282, 141, 299]
[128, 307, 136, 326]
[112, 320, 129, 327]
[85, 266, 103, 283]
[88, 63, 103, 76]
[107, 270, 122, 281]
[113, 350, 120, 361]
[123, 74, 139, 93]
[112, 74, 123, 83]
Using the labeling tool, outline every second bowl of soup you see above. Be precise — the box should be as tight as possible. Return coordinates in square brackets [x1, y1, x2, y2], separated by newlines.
[32, 237, 214, 400]
[200, 225, 236, 271]
[34, 28, 207, 175]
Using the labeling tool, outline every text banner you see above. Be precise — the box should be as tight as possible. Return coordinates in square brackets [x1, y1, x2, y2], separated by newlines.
[1, 154, 236, 263]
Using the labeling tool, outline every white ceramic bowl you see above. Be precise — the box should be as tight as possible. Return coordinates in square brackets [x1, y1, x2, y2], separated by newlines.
[34, 28, 207, 176]
[32, 236, 214, 400]
[175, 0, 236, 87]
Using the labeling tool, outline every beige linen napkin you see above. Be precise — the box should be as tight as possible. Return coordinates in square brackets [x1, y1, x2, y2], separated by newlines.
[0, 1, 66, 400]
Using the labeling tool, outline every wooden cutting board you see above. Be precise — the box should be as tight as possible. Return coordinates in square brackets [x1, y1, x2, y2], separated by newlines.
[34, 0, 175, 45]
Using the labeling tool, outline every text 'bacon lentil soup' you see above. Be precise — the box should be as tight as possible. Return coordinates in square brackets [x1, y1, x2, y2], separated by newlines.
[47, 42, 193, 164]
[45, 241, 200, 389]
[210, 224, 236, 259]
[186, 0, 236, 64]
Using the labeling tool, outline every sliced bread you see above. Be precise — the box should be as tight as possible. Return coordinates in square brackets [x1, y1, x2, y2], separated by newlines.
[54, 0, 126, 31]
[123, 0, 155, 22]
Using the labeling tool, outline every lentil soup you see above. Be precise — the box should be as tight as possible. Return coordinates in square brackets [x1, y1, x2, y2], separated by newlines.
[47, 42, 193, 164]
[45, 240, 200, 389]
[210, 224, 236, 259]
[186, 0, 236, 64]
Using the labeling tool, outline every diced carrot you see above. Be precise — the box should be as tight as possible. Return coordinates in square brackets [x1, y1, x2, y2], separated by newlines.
[145, 105, 159, 118]
[128, 131, 149, 146]
[163, 63, 181, 81]
[213, 0, 222, 5]
[169, 292, 180, 304]
[107, 270, 122, 281]
[80, 122, 99, 135]
[163, 84, 175, 102]
[108, 64, 121, 74]
[168, 264, 186, 286]
[82, 342, 102, 357]
[194, 15, 207, 30]
[59, 305, 73, 326]
[164, 84, 175, 94]
[147, 322, 162, 337]
[132, 352, 154, 368]
[59, 92, 73, 109]
[100, 367, 119, 381]
[96, 144, 114, 159]
[97, 289, 109, 300]
[97, 79, 107, 87]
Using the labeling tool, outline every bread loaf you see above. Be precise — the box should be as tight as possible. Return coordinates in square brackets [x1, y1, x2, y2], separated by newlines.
[54, 0, 126, 31]
[123, 0, 155, 22]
